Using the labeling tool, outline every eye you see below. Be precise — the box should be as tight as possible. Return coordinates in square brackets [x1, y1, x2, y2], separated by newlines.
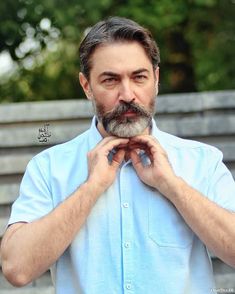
[103, 78, 117, 83]
[102, 77, 118, 85]
[133, 75, 147, 82]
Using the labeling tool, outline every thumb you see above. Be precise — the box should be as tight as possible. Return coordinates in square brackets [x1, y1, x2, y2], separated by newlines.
[111, 149, 125, 168]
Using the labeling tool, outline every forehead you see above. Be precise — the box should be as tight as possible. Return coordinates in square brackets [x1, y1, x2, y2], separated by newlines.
[89, 41, 153, 75]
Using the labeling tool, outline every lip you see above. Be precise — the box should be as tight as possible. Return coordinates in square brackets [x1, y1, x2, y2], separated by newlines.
[122, 110, 137, 117]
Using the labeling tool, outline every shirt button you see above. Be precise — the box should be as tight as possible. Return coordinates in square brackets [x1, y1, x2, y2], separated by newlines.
[124, 242, 130, 248]
[126, 284, 132, 290]
[123, 202, 129, 208]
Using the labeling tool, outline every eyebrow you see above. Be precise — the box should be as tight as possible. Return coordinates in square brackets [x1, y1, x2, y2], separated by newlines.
[99, 68, 150, 78]
[99, 72, 119, 78]
[132, 68, 150, 75]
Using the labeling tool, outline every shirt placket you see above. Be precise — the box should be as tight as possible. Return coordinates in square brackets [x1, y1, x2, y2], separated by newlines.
[119, 162, 134, 293]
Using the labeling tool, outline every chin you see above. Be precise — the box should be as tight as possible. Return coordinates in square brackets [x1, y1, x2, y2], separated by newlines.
[104, 116, 152, 137]
[108, 125, 147, 138]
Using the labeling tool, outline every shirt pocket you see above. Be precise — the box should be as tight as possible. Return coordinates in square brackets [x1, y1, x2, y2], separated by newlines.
[148, 193, 194, 248]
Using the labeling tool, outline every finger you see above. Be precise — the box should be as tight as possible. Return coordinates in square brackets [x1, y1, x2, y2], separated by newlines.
[96, 136, 127, 149]
[130, 136, 165, 156]
[104, 139, 129, 157]
[130, 135, 160, 147]
[130, 150, 145, 174]
[112, 149, 125, 167]
[128, 142, 148, 150]
[96, 137, 129, 155]
[128, 140, 155, 161]
[129, 145, 153, 162]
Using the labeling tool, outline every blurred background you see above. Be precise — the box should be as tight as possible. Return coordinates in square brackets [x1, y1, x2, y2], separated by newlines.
[0, 1, 235, 293]
[0, 0, 234, 103]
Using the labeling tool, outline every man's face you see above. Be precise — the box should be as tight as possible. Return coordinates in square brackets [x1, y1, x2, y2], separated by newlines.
[79, 41, 159, 137]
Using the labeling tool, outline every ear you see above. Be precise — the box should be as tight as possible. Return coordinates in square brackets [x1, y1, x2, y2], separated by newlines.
[154, 67, 160, 95]
[154, 66, 160, 84]
[79, 72, 92, 100]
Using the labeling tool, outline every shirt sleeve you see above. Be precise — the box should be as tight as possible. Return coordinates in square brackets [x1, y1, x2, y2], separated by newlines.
[206, 147, 235, 212]
[8, 155, 53, 225]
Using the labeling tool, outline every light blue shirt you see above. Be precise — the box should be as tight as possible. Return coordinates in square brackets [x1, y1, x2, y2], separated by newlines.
[9, 117, 235, 294]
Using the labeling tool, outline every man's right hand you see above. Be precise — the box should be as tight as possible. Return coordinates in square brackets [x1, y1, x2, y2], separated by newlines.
[86, 137, 129, 193]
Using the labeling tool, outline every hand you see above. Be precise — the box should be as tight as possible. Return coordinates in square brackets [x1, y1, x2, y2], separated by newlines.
[129, 135, 178, 197]
[86, 137, 129, 194]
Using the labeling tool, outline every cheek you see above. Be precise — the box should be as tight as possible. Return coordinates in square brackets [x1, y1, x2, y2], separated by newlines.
[137, 86, 155, 105]
[93, 92, 118, 114]
[95, 89, 119, 109]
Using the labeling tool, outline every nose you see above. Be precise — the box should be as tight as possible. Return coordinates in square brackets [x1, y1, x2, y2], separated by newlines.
[118, 80, 136, 103]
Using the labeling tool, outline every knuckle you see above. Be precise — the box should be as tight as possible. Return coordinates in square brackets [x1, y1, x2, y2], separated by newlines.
[87, 150, 94, 158]
[87, 150, 91, 156]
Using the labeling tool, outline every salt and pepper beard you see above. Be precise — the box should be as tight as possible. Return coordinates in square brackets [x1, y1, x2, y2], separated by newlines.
[93, 99, 155, 138]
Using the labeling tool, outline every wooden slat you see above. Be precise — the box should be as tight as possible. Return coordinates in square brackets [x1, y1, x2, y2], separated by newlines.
[0, 154, 34, 175]
[0, 183, 20, 205]
[156, 90, 235, 113]
[0, 91, 235, 124]
[157, 114, 235, 137]
[0, 100, 93, 123]
[0, 121, 90, 147]
[0, 217, 8, 238]
[1, 115, 235, 148]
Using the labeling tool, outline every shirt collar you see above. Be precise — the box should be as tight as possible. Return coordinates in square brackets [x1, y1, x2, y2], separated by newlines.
[151, 117, 162, 140]
[87, 116, 103, 150]
[152, 116, 173, 148]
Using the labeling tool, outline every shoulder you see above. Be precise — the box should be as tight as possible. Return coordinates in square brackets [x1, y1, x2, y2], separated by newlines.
[157, 130, 223, 159]
[31, 130, 90, 168]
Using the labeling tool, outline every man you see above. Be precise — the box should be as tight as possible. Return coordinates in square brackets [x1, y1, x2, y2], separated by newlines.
[1, 16, 235, 294]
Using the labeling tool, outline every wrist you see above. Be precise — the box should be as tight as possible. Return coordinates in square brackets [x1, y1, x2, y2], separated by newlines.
[156, 175, 184, 201]
[82, 179, 106, 198]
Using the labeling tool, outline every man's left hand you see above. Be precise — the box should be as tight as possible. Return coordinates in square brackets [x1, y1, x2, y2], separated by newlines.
[129, 135, 179, 197]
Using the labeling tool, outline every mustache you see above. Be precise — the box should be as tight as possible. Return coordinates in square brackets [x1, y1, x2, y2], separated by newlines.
[104, 101, 151, 120]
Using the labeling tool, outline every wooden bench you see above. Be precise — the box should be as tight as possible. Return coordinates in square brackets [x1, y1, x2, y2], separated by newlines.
[1, 90, 235, 293]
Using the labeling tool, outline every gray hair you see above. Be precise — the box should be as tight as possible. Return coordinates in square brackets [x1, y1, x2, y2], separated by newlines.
[79, 16, 160, 80]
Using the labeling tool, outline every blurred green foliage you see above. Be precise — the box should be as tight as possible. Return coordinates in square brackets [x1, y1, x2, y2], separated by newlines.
[0, 0, 234, 102]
